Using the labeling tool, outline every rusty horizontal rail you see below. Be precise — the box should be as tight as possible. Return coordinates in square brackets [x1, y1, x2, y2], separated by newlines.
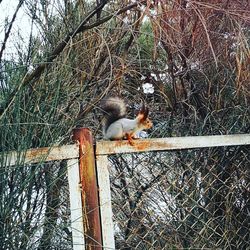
[3, 144, 79, 166]
[95, 134, 250, 155]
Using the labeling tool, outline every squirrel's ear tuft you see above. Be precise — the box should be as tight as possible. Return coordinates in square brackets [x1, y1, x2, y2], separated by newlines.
[138, 104, 149, 122]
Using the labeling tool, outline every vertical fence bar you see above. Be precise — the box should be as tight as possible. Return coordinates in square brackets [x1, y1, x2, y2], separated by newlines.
[96, 155, 115, 249]
[67, 159, 85, 250]
[73, 128, 102, 249]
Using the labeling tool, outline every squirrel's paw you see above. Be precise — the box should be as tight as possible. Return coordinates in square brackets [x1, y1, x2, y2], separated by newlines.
[125, 133, 135, 146]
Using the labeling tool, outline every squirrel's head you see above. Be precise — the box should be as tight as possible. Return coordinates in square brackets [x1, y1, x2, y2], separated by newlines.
[137, 104, 153, 130]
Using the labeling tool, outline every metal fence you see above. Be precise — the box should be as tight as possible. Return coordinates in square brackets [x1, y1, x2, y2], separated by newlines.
[2, 131, 250, 249]
[1, 144, 85, 250]
[108, 149, 249, 249]
[0, 160, 73, 249]
[96, 134, 250, 249]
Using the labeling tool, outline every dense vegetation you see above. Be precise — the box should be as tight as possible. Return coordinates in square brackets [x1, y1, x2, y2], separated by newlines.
[0, 0, 249, 249]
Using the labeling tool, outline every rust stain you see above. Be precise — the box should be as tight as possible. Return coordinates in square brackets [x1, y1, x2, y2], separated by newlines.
[96, 138, 178, 155]
[113, 139, 170, 151]
[154, 141, 174, 150]
[73, 128, 102, 248]
[134, 140, 151, 151]
[26, 147, 48, 160]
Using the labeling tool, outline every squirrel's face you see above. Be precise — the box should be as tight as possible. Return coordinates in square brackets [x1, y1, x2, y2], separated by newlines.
[137, 105, 153, 130]
[140, 118, 153, 130]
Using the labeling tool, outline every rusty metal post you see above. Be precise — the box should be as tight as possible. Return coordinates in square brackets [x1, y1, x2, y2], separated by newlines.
[73, 128, 102, 249]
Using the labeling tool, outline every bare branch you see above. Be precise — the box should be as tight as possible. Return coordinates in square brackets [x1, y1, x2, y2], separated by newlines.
[0, 1, 141, 120]
[0, 0, 25, 62]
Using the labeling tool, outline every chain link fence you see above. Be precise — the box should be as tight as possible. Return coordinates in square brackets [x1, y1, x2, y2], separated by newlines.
[0, 158, 74, 250]
[108, 146, 250, 249]
[1, 143, 249, 249]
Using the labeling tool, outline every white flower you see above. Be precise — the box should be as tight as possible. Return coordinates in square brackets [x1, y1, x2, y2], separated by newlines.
[150, 73, 158, 80]
[142, 83, 154, 94]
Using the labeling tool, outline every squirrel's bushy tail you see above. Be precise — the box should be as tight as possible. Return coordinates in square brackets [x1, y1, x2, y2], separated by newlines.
[101, 97, 126, 132]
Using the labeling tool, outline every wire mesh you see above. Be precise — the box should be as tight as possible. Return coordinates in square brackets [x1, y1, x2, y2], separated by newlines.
[108, 146, 250, 249]
[0, 158, 74, 250]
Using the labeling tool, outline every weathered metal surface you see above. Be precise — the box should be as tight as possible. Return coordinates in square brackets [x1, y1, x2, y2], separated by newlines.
[96, 155, 115, 249]
[67, 159, 85, 250]
[73, 128, 102, 249]
[4, 144, 79, 166]
[96, 134, 250, 155]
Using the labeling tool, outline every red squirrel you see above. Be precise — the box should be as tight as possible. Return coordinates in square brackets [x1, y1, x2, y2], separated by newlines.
[101, 97, 153, 145]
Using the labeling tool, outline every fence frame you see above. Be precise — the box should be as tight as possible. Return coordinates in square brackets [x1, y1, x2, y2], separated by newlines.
[95, 133, 250, 249]
[4, 131, 250, 249]
[5, 143, 85, 250]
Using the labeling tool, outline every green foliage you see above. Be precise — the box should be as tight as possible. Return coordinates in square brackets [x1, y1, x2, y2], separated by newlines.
[0, 63, 73, 151]
[137, 21, 155, 61]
